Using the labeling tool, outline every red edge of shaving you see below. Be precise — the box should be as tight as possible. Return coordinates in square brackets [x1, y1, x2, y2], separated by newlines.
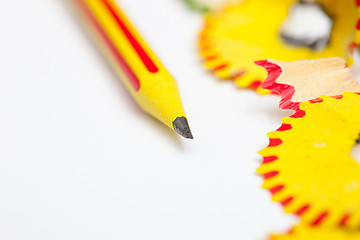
[255, 60, 300, 111]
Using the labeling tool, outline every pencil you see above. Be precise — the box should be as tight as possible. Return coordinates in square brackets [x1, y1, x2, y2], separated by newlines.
[72, 0, 193, 139]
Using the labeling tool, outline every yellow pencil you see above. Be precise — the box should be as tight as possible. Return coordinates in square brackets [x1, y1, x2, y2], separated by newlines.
[72, 0, 193, 139]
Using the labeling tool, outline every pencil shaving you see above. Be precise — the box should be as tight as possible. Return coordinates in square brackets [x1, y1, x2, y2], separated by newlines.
[199, 0, 360, 94]
[257, 57, 360, 111]
[258, 93, 360, 228]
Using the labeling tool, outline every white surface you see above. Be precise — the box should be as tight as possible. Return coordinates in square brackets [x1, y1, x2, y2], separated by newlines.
[0, 1, 296, 239]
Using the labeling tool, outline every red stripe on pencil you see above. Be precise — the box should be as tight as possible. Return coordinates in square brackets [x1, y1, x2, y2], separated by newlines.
[75, 0, 141, 91]
[101, 0, 159, 73]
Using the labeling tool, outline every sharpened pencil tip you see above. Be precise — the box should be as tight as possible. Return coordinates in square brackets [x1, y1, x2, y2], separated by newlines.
[173, 117, 194, 139]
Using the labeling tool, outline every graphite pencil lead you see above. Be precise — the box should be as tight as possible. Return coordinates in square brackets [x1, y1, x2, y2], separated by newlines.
[172, 117, 194, 139]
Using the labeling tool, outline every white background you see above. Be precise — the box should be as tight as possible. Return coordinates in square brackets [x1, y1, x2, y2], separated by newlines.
[0, 1, 302, 239]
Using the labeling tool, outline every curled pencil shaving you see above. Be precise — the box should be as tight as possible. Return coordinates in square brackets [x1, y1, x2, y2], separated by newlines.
[256, 57, 360, 111]
[199, 0, 360, 94]
[258, 93, 360, 228]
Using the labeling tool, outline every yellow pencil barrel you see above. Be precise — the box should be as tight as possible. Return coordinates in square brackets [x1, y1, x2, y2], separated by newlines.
[72, 0, 193, 138]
